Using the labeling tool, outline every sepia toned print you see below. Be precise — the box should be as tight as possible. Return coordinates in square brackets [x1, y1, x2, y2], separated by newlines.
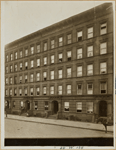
[3, 1, 114, 147]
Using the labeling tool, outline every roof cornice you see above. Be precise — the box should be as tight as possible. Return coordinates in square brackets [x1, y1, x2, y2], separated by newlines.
[5, 3, 113, 50]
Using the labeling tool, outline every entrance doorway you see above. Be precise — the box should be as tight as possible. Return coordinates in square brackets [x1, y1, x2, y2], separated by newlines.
[26, 101, 30, 111]
[52, 101, 58, 114]
[5, 100, 9, 109]
[99, 101, 107, 117]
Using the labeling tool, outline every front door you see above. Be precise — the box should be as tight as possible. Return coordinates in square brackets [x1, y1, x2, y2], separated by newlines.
[99, 101, 107, 117]
[26, 101, 30, 111]
[53, 101, 58, 114]
[5, 100, 9, 109]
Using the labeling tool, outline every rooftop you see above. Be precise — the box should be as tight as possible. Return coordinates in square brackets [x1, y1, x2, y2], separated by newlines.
[5, 3, 113, 50]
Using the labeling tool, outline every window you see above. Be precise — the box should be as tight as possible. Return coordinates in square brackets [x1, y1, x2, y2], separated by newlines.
[34, 101, 38, 110]
[15, 64, 17, 71]
[87, 46, 93, 57]
[6, 66, 8, 73]
[58, 85, 62, 95]
[14, 76, 17, 84]
[5, 89, 8, 96]
[50, 86, 54, 95]
[14, 89, 17, 96]
[51, 40, 55, 49]
[25, 62, 28, 69]
[25, 75, 28, 83]
[25, 49, 28, 56]
[31, 60, 34, 68]
[77, 48, 82, 59]
[13, 101, 15, 108]
[87, 64, 93, 76]
[51, 71, 54, 80]
[59, 37, 63, 46]
[67, 34, 71, 44]
[88, 27, 93, 38]
[25, 88, 27, 96]
[44, 42, 47, 51]
[19, 76, 22, 83]
[6, 78, 8, 84]
[100, 42, 107, 54]
[86, 102, 93, 113]
[30, 74, 33, 82]
[10, 89, 12, 96]
[67, 68, 71, 78]
[100, 23, 107, 35]
[31, 46, 34, 54]
[43, 87, 47, 95]
[19, 89, 22, 96]
[59, 53, 62, 62]
[44, 57, 47, 65]
[36, 87, 40, 96]
[100, 62, 107, 74]
[87, 83, 93, 94]
[6, 55, 8, 62]
[20, 51, 22, 58]
[37, 59, 40, 67]
[30, 88, 33, 96]
[64, 102, 69, 111]
[5, 101, 9, 108]
[21, 101, 23, 108]
[77, 31, 82, 41]
[37, 44, 40, 53]
[10, 54, 13, 61]
[15, 52, 17, 59]
[45, 101, 48, 110]
[67, 51, 71, 61]
[100, 82, 107, 94]
[77, 66, 82, 77]
[77, 84, 82, 95]
[43, 72, 47, 81]
[77, 102, 82, 112]
[67, 85, 71, 94]
[10, 65, 13, 72]
[51, 55, 54, 64]
[20, 63, 22, 70]
[58, 69, 62, 79]
[10, 77, 12, 84]
[36, 73, 40, 81]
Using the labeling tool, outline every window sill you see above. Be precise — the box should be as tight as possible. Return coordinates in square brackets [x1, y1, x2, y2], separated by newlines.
[100, 33, 107, 36]
[100, 93, 107, 94]
[87, 37, 93, 40]
[77, 76, 82, 78]
[76, 111, 82, 113]
[86, 113, 93, 115]
[64, 111, 69, 112]
[87, 74, 93, 76]
[100, 73, 107, 75]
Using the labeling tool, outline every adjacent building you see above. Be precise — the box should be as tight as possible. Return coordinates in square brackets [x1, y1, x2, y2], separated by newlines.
[5, 3, 114, 122]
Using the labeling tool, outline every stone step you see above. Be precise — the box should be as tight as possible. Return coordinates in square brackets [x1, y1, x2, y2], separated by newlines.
[21, 113, 27, 116]
[48, 114, 57, 119]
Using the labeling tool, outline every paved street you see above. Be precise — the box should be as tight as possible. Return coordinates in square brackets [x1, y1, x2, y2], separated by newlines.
[5, 118, 113, 138]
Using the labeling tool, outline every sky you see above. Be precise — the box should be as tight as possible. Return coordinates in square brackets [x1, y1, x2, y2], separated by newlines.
[2, 1, 106, 45]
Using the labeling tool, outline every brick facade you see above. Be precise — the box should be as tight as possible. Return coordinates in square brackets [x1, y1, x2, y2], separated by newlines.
[5, 3, 113, 122]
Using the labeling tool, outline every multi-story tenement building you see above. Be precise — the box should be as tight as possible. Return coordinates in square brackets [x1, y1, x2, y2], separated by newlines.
[5, 3, 114, 122]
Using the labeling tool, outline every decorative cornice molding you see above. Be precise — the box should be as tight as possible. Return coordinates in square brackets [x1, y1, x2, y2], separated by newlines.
[5, 3, 113, 50]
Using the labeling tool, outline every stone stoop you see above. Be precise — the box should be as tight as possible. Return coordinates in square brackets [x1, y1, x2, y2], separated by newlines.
[21, 113, 27, 116]
[48, 114, 57, 119]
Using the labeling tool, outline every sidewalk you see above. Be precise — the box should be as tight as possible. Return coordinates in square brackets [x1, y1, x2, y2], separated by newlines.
[5, 114, 113, 133]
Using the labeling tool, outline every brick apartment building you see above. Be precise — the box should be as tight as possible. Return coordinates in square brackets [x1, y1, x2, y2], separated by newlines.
[5, 3, 114, 122]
